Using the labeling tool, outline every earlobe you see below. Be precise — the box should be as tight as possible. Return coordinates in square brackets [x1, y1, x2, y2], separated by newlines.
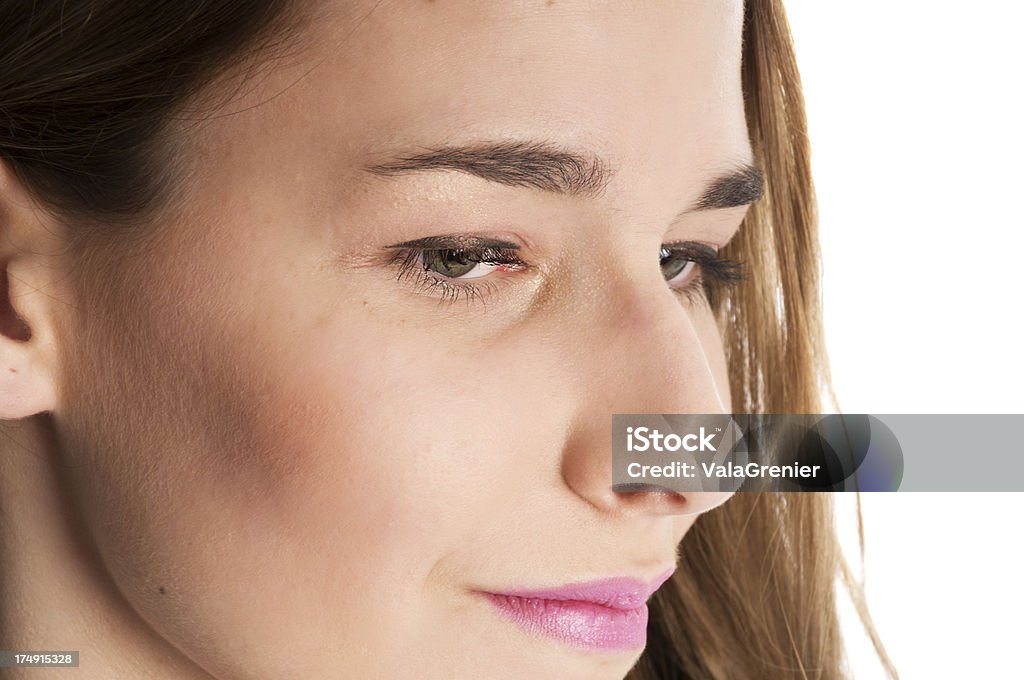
[0, 163, 64, 419]
[1, 267, 58, 419]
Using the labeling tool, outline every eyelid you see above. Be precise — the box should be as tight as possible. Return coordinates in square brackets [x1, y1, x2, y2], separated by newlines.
[383, 236, 531, 305]
[660, 241, 748, 309]
[384, 235, 522, 251]
[660, 240, 722, 256]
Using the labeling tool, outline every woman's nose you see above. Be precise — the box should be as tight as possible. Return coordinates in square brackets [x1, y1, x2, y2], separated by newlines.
[558, 274, 735, 517]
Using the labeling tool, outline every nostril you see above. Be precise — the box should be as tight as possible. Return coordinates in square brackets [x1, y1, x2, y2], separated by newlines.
[612, 482, 679, 494]
[611, 484, 691, 514]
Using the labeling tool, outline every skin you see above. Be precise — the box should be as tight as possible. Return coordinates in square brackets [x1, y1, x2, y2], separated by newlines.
[0, 1, 753, 678]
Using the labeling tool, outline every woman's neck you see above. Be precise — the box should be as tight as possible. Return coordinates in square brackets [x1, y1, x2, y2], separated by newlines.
[0, 415, 213, 680]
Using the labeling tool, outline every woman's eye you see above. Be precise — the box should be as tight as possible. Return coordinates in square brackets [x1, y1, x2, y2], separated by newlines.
[422, 249, 503, 280]
[383, 238, 530, 304]
[659, 247, 698, 286]
[659, 243, 749, 308]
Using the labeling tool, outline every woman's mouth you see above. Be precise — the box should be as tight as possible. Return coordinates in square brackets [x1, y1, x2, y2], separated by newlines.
[479, 568, 675, 652]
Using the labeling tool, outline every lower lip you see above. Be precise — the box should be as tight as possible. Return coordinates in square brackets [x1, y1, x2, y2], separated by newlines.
[482, 593, 649, 652]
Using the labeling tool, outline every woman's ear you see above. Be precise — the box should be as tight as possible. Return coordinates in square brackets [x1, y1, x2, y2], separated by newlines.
[0, 161, 66, 419]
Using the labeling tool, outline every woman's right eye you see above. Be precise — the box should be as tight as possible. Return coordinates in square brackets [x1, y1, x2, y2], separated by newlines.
[382, 237, 531, 304]
[420, 248, 521, 280]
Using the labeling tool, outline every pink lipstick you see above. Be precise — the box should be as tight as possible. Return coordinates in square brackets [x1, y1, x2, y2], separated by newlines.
[481, 568, 675, 652]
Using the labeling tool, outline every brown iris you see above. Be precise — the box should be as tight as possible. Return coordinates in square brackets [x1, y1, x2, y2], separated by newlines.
[421, 249, 482, 278]
[659, 247, 693, 281]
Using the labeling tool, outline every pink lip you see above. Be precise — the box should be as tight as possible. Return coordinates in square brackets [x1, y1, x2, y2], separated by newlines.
[481, 568, 675, 652]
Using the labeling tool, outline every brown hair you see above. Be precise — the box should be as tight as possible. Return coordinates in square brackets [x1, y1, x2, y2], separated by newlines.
[1, 0, 893, 677]
[0, 0, 302, 238]
[632, 1, 896, 677]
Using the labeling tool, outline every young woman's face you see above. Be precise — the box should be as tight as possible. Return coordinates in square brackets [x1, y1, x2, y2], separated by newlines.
[54, 1, 751, 678]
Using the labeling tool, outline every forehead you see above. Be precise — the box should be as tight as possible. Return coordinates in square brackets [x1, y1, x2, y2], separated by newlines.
[193, 0, 750, 211]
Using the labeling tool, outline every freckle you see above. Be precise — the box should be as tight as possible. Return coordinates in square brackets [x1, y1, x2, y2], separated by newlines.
[8, 367, 15, 373]
[362, 300, 368, 305]
[159, 586, 166, 594]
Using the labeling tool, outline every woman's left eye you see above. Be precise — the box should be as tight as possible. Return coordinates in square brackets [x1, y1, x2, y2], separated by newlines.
[659, 247, 698, 286]
[659, 242, 748, 307]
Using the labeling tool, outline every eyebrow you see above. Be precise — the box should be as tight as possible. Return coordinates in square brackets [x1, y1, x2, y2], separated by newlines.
[363, 140, 764, 212]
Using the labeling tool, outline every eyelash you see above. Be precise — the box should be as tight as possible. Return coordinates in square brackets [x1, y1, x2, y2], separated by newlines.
[384, 238, 748, 308]
[662, 243, 748, 310]
[386, 244, 528, 305]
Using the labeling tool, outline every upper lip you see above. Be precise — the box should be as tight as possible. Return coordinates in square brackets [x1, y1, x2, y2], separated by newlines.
[485, 567, 676, 611]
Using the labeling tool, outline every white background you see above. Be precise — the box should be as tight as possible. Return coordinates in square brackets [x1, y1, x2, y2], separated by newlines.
[783, 2, 1024, 677]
